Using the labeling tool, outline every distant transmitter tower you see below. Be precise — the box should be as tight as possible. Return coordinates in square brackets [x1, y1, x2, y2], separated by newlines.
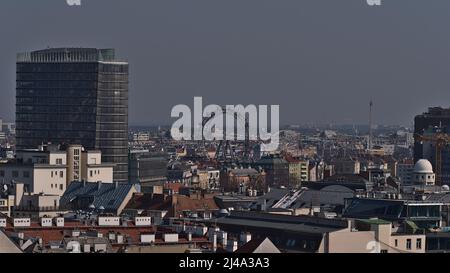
[368, 100, 373, 151]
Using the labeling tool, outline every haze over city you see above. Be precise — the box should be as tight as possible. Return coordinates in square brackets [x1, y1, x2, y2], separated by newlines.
[1, 0, 450, 126]
[4, 0, 450, 259]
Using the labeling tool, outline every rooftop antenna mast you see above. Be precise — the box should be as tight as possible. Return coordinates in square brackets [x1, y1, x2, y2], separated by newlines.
[369, 100, 373, 151]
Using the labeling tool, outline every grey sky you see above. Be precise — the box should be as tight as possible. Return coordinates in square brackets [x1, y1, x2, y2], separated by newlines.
[1, 0, 450, 126]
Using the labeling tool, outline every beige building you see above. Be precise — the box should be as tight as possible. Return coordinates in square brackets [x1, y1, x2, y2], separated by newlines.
[285, 155, 309, 186]
[66, 145, 114, 185]
[334, 159, 361, 175]
[0, 195, 14, 217]
[318, 219, 426, 253]
[0, 144, 114, 197]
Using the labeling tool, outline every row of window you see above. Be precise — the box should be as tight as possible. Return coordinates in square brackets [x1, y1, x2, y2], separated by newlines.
[135, 218, 151, 222]
[17, 97, 97, 105]
[50, 184, 64, 191]
[0, 170, 30, 178]
[394, 238, 422, 250]
[90, 170, 101, 177]
[50, 171, 64, 178]
[17, 72, 97, 81]
[17, 105, 97, 114]
[17, 89, 97, 97]
[17, 63, 98, 73]
[17, 80, 97, 89]
[415, 175, 434, 180]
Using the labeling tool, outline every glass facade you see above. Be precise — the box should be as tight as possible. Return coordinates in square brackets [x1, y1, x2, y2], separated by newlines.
[16, 48, 129, 182]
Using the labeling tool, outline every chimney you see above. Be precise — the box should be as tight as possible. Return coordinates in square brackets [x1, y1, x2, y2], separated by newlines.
[115, 181, 119, 189]
[227, 239, 238, 253]
[97, 181, 102, 190]
[218, 231, 227, 244]
[15, 183, 24, 207]
[240, 232, 252, 245]
[212, 233, 217, 252]
[171, 195, 178, 206]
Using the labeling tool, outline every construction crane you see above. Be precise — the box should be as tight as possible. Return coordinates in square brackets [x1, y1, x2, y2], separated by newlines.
[415, 132, 450, 185]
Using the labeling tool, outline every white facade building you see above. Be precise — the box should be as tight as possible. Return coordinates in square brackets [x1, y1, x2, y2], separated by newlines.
[413, 159, 435, 186]
[0, 144, 114, 197]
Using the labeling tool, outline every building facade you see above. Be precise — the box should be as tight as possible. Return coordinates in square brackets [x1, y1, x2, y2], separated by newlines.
[16, 48, 129, 182]
[0, 144, 113, 196]
[128, 150, 168, 188]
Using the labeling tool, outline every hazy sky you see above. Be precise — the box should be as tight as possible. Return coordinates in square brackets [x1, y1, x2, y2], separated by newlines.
[1, 0, 450, 126]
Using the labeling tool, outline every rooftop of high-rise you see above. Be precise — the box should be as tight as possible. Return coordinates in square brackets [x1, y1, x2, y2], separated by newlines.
[17, 47, 126, 64]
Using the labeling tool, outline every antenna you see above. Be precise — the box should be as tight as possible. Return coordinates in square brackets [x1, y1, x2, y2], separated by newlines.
[369, 100, 373, 151]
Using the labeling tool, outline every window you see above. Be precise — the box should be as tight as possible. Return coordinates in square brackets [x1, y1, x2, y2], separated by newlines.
[60, 171, 63, 178]
[56, 158, 63, 165]
[60, 184, 63, 191]
[51, 171, 53, 178]
[90, 170, 93, 177]
[394, 239, 398, 247]
[74, 149, 80, 156]
[416, 238, 422, 250]
[406, 239, 412, 250]
[381, 250, 388, 254]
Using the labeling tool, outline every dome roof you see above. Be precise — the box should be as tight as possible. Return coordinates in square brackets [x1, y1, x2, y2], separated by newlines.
[414, 159, 434, 174]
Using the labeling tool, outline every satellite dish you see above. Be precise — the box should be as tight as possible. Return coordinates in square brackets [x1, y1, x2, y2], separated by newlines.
[99, 206, 105, 211]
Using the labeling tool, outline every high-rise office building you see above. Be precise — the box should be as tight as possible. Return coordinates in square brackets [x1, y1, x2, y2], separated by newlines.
[414, 107, 450, 185]
[16, 48, 129, 182]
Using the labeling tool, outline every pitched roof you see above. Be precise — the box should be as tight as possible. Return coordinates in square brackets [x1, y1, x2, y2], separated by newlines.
[164, 183, 183, 193]
[235, 237, 281, 253]
[0, 230, 22, 253]
[174, 195, 219, 213]
[125, 193, 171, 211]
[125, 193, 219, 214]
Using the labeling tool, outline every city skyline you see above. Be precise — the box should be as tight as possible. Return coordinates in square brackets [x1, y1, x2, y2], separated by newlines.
[1, 0, 450, 126]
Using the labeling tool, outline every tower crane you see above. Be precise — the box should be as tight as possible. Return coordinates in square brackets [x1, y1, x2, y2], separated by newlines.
[415, 132, 450, 186]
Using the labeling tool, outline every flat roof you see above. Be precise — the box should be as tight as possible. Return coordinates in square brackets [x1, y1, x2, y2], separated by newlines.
[209, 217, 343, 235]
[356, 219, 391, 225]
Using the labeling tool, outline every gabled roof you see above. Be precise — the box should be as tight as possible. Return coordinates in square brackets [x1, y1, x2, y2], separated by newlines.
[124, 193, 219, 216]
[0, 230, 22, 253]
[125, 193, 171, 211]
[235, 237, 281, 253]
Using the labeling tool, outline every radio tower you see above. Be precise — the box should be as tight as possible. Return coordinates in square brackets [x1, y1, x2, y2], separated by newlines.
[368, 100, 373, 151]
